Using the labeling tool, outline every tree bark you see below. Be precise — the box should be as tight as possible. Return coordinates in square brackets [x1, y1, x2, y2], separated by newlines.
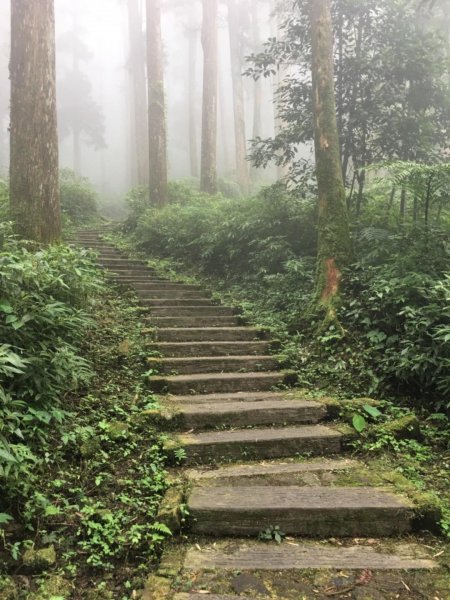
[10, 0, 61, 243]
[146, 0, 168, 206]
[187, 18, 199, 179]
[310, 0, 351, 322]
[227, 0, 249, 195]
[251, 0, 262, 183]
[200, 0, 218, 195]
[128, 0, 149, 187]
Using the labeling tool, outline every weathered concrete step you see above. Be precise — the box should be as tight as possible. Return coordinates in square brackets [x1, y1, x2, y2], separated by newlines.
[167, 399, 325, 429]
[175, 424, 341, 465]
[150, 341, 271, 357]
[144, 316, 240, 328]
[183, 540, 437, 571]
[166, 391, 285, 404]
[147, 305, 235, 317]
[150, 371, 288, 395]
[188, 486, 414, 536]
[139, 298, 214, 307]
[133, 282, 202, 290]
[136, 289, 208, 300]
[106, 269, 154, 277]
[174, 596, 241, 600]
[153, 355, 278, 375]
[97, 258, 147, 266]
[186, 458, 357, 483]
[148, 327, 266, 342]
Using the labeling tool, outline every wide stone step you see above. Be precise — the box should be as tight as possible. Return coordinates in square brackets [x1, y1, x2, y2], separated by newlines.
[188, 486, 414, 536]
[106, 269, 154, 277]
[147, 306, 235, 317]
[133, 281, 202, 289]
[97, 259, 147, 267]
[153, 355, 278, 375]
[150, 371, 287, 395]
[166, 391, 285, 404]
[150, 341, 271, 356]
[139, 298, 214, 307]
[182, 540, 437, 571]
[144, 316, 240, 328]
[167, 399, 325, 429]
[175, 424, 341, 464]
[148, 327, 266, 342]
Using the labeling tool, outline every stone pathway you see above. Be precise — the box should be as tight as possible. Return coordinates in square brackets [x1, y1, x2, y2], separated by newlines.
[71, 228, 447, 600]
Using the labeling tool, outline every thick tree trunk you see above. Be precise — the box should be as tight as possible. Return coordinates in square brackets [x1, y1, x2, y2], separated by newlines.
[251, 0, 262, 183]
[200, 0, 218, 195]
[187, 20, 199, 179]
[310, 0, 351, 322]
[146, 0, 168, 206]
[10, 0, 61, 243]
[73, 125, 81, 175]
[128, 0, 149, 187]
[227, 0, 249, 195]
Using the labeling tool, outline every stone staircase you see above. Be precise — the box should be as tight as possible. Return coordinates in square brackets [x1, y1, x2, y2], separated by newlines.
[70, 228, 441, 599]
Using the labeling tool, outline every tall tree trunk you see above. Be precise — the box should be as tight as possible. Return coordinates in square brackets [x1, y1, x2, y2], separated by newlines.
[187, 19, 199, 179]
[251, 0, 262, 183]
[128, 0, 149, 187]
[146, 0, 168, 206]
[273, 7, 289, 181]
[200, 0, 218, 195]
[73, 125, 81, 175]
[227, 0, 249, 195]
[310, 0, 351, 322]
[10, 0, 61, 243]
[218, 60, 231, 175]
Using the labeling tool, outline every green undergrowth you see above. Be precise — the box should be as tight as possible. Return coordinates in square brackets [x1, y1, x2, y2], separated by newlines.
[0, 249, 170, 598]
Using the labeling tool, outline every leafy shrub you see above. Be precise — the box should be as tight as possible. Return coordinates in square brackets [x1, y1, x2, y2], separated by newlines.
[0, 179, 8, 221]
[60, 168, 98, 226]
[0, 224, 101, 501]
[342, 228, 450, 408]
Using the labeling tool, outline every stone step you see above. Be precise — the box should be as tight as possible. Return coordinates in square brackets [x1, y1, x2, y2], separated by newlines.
[188, 486, 414, 537]
[148, 327, 267, 342]
[150, 371, 288, 395]
[175, 424, 341, 465]
[97, 258, 147, 267]
[186, 458, 357, 484]
[167, 399, 325, 429]
[144, 316, 240, 328]
[137, 291, 212, 300]
[147, 305, 235, 317]
[182, 540, 437, 571]
[106, 269, 155, 277]
[153, 355, 278, 375]
[150, 341, 271, 357]
[174, 596, 241, 600]
[139, 298, 214, 307]
[134, 284, 204, 292]
[166, 391, 285, 404]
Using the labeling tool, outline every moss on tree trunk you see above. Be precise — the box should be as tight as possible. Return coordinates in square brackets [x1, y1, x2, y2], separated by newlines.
[9, 0, 61, 244]
[310, 0, 351, 324]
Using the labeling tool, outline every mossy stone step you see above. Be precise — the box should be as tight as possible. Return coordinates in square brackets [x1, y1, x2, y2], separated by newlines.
[174, 424, 342, 465]
[150, 371, 287, 395]
[152, 355, 278, 375]
[165, 391, 285, 403]
[145, 316, 240, 328]
[148, 327, 266, 342]
[139, 298, 214, 307]
[188, 485, 414, 536]
[166, 398, 325, 429]
[150, 340, 271, 357]
[148, 305, 235, 317]
[182, 539, 437, 570]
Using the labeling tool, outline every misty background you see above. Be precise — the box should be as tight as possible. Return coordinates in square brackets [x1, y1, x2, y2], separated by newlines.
[0, 0, 280, 205]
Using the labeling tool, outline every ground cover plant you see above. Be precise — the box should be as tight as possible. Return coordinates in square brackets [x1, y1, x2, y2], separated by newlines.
[0, 228, 169, 599]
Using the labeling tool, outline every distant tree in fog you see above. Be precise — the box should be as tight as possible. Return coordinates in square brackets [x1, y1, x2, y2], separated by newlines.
[9, 0, 61, 243]
[57, 28, 106, 175]
[227, 0, 250, 194]
[127, 0, 149, 186]
[200, 0, 218, 194]
[146, 0, 168, 205]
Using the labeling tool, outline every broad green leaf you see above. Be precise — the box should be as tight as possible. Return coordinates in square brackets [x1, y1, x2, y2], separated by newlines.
[363, 404, 382, 419]
[352, 414, 367, 433]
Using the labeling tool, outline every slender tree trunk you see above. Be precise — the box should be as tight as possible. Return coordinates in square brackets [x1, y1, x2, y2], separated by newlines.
[310, 0, 351, 321]
[128, 0, 149, 186]
[251, 0, 262, 183]
[400, 187, 406, 220]
[227, 0, 249, 195]
[273, 8, 289, 181]
[10, 0, 61, 243]
[200, 0, 218, 194]
[146, 0, 168, 206]
[73, 125, 81, 175]
[218, 61, 231, 175]
[187, 20, 199, 179]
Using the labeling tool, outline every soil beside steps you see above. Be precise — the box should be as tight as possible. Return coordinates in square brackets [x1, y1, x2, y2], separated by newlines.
[71, 228, 447, 600]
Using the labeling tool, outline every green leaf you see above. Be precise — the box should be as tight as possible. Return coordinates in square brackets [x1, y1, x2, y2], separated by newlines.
[363, 404, 382, 419]
[352, 414, 367, 433]
[0, 513, 13, 524]
[0, 301, 14, 314]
